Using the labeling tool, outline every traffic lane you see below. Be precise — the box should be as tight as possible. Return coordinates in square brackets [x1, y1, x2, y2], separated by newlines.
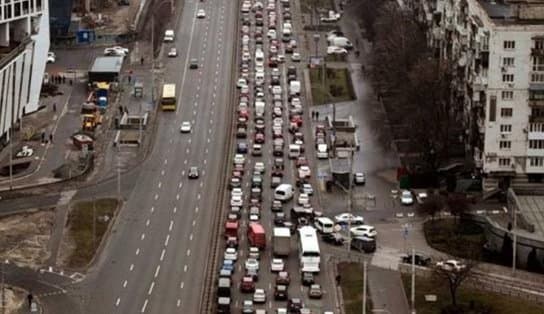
[46, 47, 101, 73]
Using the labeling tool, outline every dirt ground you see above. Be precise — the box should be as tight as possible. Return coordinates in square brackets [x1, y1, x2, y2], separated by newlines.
[1, 286, 27, 314]
[0, 210, 54, 269]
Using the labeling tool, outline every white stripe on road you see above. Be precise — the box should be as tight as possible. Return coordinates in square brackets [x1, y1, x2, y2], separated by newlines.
[141, 299, 148, 313]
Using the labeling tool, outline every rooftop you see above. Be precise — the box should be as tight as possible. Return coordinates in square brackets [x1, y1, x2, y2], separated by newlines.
[89, 56, 123, 73]
[478, 0, 544, 24]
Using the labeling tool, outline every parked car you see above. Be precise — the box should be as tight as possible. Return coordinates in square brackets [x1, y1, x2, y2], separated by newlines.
[436, 259, 466, 271]
[401, 252, 431, 266]
[308, 284, 323, 299]
[401, 190, 414, 205]
[350, 225, 377, 238]
[334, 213, 364, 225]
[321, 232, 345, 246]
[354, 172, 366, 185]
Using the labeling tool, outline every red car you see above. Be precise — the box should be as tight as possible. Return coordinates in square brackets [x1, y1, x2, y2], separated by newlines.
[240, 276, 255, 293]
[291, 115, 303, 127]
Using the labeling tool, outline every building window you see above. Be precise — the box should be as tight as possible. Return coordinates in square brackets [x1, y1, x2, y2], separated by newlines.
[530, 90, 544, 100]
[499, 158, 511, 167]
[503, 41, 515, 50]
[533, 56, 544, 72]
[501, 108, 513, 117]
[503, 57, 514, 67]
[531, 73, 544, 82]
[502, 74, 514, 82]
[501, 91, 513, 100]
[532, 107, 544, 119]
[529, 157, 544, 167]
[489, 96, 497, 122]
[529, 123, 544, 132]
[499, 141, 511, 149]
[529, 140, 544, 149]
[535, 39, 544, 50]
[500, 124, 512, 133]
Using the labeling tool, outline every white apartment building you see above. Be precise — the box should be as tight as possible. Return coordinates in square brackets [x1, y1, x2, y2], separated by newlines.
[410, 0, 544, 191]
[0, 0, 49, 141]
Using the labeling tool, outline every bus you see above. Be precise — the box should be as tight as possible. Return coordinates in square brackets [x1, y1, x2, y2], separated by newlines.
[298, 226, 320, 273]
[161, 84, 176, 111]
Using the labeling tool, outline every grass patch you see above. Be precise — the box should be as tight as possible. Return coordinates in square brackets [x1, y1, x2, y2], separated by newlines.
[309, 67, 356, 105]
[338, 262, 372, 314]
[66, 198, 119, 268]
[401, 274, 544, 314]
[424, 219, 486, 260]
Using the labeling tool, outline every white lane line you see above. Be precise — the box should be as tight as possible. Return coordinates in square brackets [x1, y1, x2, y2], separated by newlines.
[189, 233, 193, 241]
[184, 160, 188, 165]
[195, 207, 199, 213]
[207, 138, 210, 143]
[173, 207, 177, 213]
[192, 220, 196, 226]
[176, 194, 180, 200]
[158, 182, 162, 188]
[115, 297, 121, 306]
[141, 233, 145, 240]
[205, 148, 209, 154]
[150, 207, 154, 213]
[130, 264, 134, 271]
[141, 299, 148, 313]
[178, 182, 183, 188]
[160, 248, 166, 261]
[188, 138, 192, 144]
[154, 194, 158, 200]
[186, 249, 191, 256]
[176, 7, 200, 115]
[136, 248, 140, 255]
[177, 299, 181, 307]
[184, 265, 188, 272]
[199, 181, 203, 187]
[161, 170, 165, 176]
[169, 220, 174, 231]
[123, 280, 127, 288]
[180, 282, 185, 289]
[164, 159, 168, 165]
[165, 234, 170, 247]
[186, 148, 190, 154]
[197, 194, 201, 200]
[154, 265, 161, 278]
[181, 170, 185, 176]
[148, 281, 155, 295]
[145, 219, 150, 227]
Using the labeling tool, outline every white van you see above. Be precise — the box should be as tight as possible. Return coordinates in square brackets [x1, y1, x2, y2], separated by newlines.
[315, 217, 335, 234]
[255, 71, 265, 86]
[288, 144, 301, 159]
[289, 80, 301, 96]
[316, 144, 328, 159]
[164, 29, 175, 42]
[282, 28, 292, 42]
[255, 49, 264, 66]
[329, 36, 353, 49]
[274, 184, 294, 201]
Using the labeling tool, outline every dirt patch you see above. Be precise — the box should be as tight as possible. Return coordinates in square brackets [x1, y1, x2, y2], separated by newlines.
[0, 210, 54, 269]
[0, 286, 27, 314]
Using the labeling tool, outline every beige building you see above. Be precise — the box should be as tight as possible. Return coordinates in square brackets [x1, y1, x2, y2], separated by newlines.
[410, 0, 544, 191]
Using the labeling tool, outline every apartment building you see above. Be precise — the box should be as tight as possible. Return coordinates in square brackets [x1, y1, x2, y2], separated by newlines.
[0, 0, 49, 141]
[410, 0, 544, 191]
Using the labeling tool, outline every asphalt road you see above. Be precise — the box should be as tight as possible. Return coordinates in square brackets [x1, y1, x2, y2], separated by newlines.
[79, 0, 238, 312]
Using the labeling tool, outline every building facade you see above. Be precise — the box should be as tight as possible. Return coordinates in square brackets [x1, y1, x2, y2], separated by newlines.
[410, 0, 544, 191]
[0, 0, 49, 141]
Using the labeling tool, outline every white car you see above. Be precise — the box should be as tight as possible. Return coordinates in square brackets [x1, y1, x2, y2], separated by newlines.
[104, 46, 129, 56]
[436, 259, 466, 271]
[168, 48, 178, 57]
[327, 46, 348, 55]
[196, 9, 206, 18]
[354, 172, 366, 185]
[231, 188, 243, 198]
[224, 247, 238, 261]
[416, 192, 428, 204]
[230, 195, 243, 207]
[180, 121, 191, 133]
[245, 258, 259, 271]
[249, 214, 260, 221]
[277, 54, 285, 63]
[254, 162, 265, 173]
[272, 86, 282, 95]
[291, 52, 301, 62]
[298, 193, 310, 206]
[248, 247, 260, 260]
[400, 190, 414, 205]
[233, 154, 245, 165]
[270, 259, 284, 272]
[334, 213, 364, 225]
[301, 184, 314, 195]
[267, 29, 277, 39]
[237, 78, 248, 89]
[253, 288, 266, 303]
[350, 225, 377, 238]
[298, 166, 311, 178]
[47, 52, 56, 63]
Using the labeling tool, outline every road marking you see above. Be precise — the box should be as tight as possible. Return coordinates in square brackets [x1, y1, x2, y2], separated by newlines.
[146, 219, 150, 227]
[177, 299, 181, 307]
[199, 181, 203, 187]
[154, 194, 158, 200]
[188, 138, 192, 144]
[189, 233, 193, 241]
[173, 207, 177, 213]
[115, 297, 121, 306]
[181, 170, 185, 176]
[180, 281, 184, 289]
[154, 265, 161, 278]
[176, 6, 200, 115]
[192, 220, 196, 226]
[148, 282, 155, 295]
[165, 234, 170, 247]
[205, 148, 209, 153]
[195, 207, 199, 213]
[207, 138, 211, 143]
[141, 299, 148, 313]
[161, 170, 165, 176]
[186, 249, 191, 256]
[184, 160, 188, 165]
[136, 248, 140, 255]
[186, 148, 190, 154]
[169, 220, 174, 231]
[151, 207, 154, 213]
[184, 265, 188, 272]
[164, 159, 168, 165]
[158, 182, 162, 188]
[197, 194, 201, 200]
[178, 182, 183, 188]
[176, 194, 180, 200]
[160, 249, 166, 261]
[141, 233, 145, 240]
[130, 264, 134, 271]
[123, 280, 127, 288]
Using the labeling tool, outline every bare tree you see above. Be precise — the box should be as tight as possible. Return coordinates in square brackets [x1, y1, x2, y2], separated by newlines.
[417, 194, 444, 221]
[355, 0, 386, 42]
[433, 258, 478, 308]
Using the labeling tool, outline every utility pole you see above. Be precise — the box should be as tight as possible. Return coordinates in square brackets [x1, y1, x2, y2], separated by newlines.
[117, 155, 121, 202]
[362, 260, 367, 314]
[92, 197, 96, 249]
[1, 261, 5, 314]
[512, 204, 517, 275]
[411, 248, 416, 314]
[8, 128, 13, 190]
[151, 14, 155, 104]
[139, 102, 143, 145]
[347, 147, 354, 254]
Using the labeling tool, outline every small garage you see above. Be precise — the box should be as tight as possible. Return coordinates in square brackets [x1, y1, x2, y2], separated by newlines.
[88, 56, 123, 82]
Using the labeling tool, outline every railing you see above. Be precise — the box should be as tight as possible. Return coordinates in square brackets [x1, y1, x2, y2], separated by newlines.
[0, 37, 32, 70]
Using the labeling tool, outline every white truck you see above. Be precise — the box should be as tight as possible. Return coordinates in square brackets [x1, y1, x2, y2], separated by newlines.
[273, 227, 291, 256]
[320, 10, 341, 23]
[255, 101, 265, 117]
[328, 36, 353, 49]
[289, 80, 301, 96]
[316, 144, 328, 159]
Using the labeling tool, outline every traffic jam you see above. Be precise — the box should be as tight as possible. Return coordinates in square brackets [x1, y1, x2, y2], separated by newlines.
[214, 0, 339, 312]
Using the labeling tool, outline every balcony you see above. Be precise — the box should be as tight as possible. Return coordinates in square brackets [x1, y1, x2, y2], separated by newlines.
[532, 48, 544, 56]
[529, 99, 544, 107]
[529, 115, 544, 123]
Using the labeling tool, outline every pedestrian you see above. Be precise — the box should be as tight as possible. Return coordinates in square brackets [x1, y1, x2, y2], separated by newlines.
[140, 57, 144, 66]
[49, 133, 53, 143]
[69, 79, 73, 86]
[316, 111, 320, 120]
[53, 103, 57, 112]
[119, 105, 124, 115]
[335, 274, 341, 285]
[62, 75, 66, 84]
[128, 75, 132, 83]
[41, 132, 45, 143]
